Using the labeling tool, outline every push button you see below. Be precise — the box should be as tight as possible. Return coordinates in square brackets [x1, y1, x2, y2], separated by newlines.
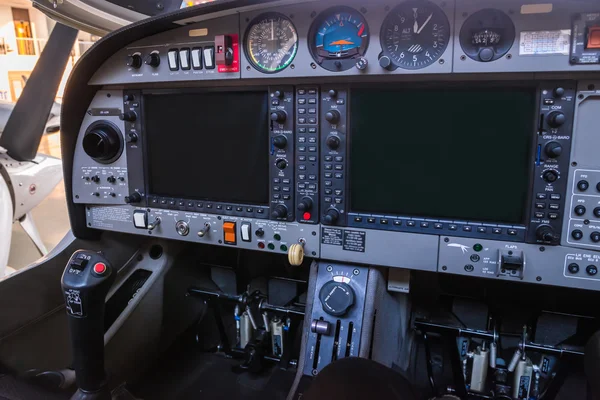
[93, 262, 107, 275]
[167, 49, 179, 71]
[223, 222, 236, 244]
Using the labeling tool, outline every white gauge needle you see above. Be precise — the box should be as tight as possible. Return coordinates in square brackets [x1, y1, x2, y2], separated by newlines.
[413, 8, 419, 33]
[271, 20, 274, 40]
[417, 13, 433, 34]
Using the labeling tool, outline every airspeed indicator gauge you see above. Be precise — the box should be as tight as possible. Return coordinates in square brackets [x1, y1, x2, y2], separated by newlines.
[244, 13, 298, 73]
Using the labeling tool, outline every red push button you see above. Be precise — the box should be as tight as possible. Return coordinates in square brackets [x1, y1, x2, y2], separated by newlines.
[303, 212, 311, 220]
[93, 262, 107, 275]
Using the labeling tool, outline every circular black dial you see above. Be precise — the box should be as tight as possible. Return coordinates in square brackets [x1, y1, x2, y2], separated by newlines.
[244, 13, 298, 73]
[319, 280, 355, 317]
[380, 0, 449, 70]
[308, 6, 370, 72]
[459, 9, 516, 62]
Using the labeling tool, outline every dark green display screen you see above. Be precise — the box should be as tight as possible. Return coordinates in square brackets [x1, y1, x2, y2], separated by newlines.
[350, 88, 536, 224]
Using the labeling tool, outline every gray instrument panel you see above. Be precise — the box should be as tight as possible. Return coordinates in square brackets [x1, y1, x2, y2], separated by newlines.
[89, 0, 600, 86]
[75, 0, 600, 293]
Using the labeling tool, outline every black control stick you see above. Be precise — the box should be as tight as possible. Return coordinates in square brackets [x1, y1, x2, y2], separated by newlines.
[61, 251, 116, 400]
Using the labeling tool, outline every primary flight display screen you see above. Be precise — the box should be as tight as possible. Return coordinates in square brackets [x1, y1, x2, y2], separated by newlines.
[350, 87, 536, 224]
[145, 91, 269, 205]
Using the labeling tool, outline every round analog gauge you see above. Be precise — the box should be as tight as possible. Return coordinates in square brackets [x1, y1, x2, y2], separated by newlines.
[459, 9, 516, 62]
[379, 0, 450, 70]
[309, 6, 370, 72]
[244, 13, 299, 73]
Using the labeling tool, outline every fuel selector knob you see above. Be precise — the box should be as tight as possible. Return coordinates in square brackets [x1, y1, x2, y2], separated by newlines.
[325, 110, 340, 124]
[272, 204, 288, 219]
[319, 280, 355, 317]
[270, 111, 287, 124]
[273, 135, 287, 149]
[547, 111, 566, 128]
[545, 141, 563, 158]
[324, 209, 339, 225]
[326, 136, 341, 150]
[543, 170, 559, 183]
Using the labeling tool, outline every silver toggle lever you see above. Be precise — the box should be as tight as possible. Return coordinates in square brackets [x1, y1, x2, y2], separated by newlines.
[198, 223, 211, 237]
[148, 217, 161, 231]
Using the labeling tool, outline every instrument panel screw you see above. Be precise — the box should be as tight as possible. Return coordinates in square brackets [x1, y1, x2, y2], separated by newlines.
[311, 63, 317, 69]
[506, 54, 513, 59]
[360, 7, 367, 14]
[539, 246, 546, 252]
[353, 269, 360, 276]
[442, 266, 447, 271]
[326, 265, 333, 272]
[536, 276, 542, 282]
[460, 55, 466, 61]
[310, 11, 316, 18]
[444, 238, 449, 243]
[439, 59, 445, 64]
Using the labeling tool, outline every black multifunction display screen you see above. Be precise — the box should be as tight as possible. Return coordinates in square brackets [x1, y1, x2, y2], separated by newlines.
[145, 91, 269, 205]
[350, 88, 536, 224]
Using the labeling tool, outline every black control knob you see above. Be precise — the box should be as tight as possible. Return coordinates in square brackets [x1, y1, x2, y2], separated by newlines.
[106, 176, 116, 184]
[594, 207, 600, 219]
[297, 197, 313, 212]
[543, 170, 559, 183]
[272, 204, 288, 219]
[591, 232, 600, 243]
[273, 90, 284, 99]
[536, 225, 558, 243]
[123, 94, 135, 102]
[325, 110, 341, 124]
[90, 175, 100, 183]
[326, 135, 341, 150]
[568, 263, 580, 273]
[355, 57, 368, 70]
[572, 230, 584, 240]
[124, 192, 142, 204]
[126, 133, 138, 143]
[379, 55, 393, 70]
[144, 52, 160, 67]
[328, 89, 338, 98]
[554, 87, 565, 98]
[547, 111, 566, 128]
[275, 159, 287, 170]
[126, 54, 142, 69]
[578, 180, 590, 191]
[273, 135, 287, 149]
[319, 280, 355, 317]
[119, 111, 137, 122]
[597, 182, 600, 192]
[255, 228, 264, 238]
[82, 122, 123, 163]
[324, 209, 340, 225]
[575, 205, 587, 216]
[270, 111, 287, 124]
[545, 141, 563, 158]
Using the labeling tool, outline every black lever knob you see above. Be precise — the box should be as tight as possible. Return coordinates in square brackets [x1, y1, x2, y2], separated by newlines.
[326, 135, 341, 150]
[297, 197, 313, 212]
[324, 209, 340, 225]
[272, 204, 288, 220]
[270, 111, 287, 124]
[126, 54, 142, 69]
[547, 111, 566, 128]
[543, 170, 559, 183]
[325, 110, 341, 124]
[536, 225, 558, 243]
[545, 141, 563, 158]
[119, 111, 137, 122]
[124, 192, 142, 204]
[144, 52, 160, 67]
[273, 135, 287, 149]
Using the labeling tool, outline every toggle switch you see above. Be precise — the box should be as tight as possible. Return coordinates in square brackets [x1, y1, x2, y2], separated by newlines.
[203, 46, 215, 69]
[167, 49, 179, 71]
[241, 223, 251, 242]
[133, 210, 148, 229]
